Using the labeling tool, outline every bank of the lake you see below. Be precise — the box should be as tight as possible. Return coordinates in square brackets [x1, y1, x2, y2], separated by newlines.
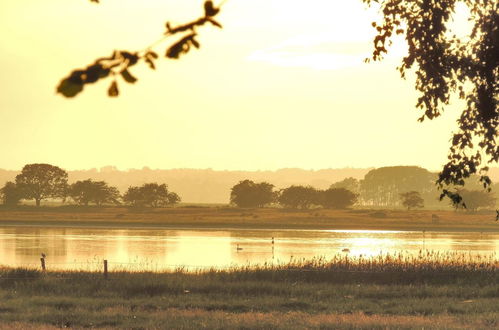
[0, 255, 497, 329]
[0, 207, 497, 232]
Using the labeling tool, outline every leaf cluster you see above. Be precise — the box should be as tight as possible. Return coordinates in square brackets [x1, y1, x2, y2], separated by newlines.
[58, 1, 223, 98]
[364, 0, 498, 202]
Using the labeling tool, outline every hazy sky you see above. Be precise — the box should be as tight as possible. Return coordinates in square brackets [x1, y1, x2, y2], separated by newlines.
[0, 0, 469, 171]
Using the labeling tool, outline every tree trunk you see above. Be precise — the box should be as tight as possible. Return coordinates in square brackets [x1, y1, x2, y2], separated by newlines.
[35, 199, 41, 207]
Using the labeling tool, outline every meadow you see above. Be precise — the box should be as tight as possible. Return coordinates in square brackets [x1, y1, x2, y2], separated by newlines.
[0, 206, 497, 232]
[0, 252, 497, 329]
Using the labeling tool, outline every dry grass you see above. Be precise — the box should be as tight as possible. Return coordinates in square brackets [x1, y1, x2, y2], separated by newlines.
[0, 206, 497, 232]
[0, 310, 492, 329]
[0, 253, 497, 328]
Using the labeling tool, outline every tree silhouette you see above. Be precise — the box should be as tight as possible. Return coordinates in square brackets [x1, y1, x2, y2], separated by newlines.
[0, 182, 23, 206]
[123, 183, 180, 208]
[230, 180, 275, 208]
[399, 191, 424, 210]
[69, 179, 120, 206]
[319, 188, 358, 209]
[15, 164, 68, 207]
[454, 189, 496, 212]
[59, 1, 497, 198]
[360, 166, 436, 207]
[278, 186, 318, 209]
[330, 177, 360, 194]
[362, 0, 497, 202]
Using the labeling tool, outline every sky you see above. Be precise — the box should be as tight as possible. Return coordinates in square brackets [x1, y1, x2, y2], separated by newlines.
[0, 0, 470, 172]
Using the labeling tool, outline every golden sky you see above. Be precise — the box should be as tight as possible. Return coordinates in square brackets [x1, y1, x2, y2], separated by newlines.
[0, 0, 468, 171]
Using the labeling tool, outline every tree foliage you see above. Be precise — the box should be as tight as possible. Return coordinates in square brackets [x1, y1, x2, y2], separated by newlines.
[123, 183, 180, 208]
[69, 179, 120, 206]
[330, 177, 360, 194]
[400, 191, 425, 210]
[454, 189, 496, 211]
[230, 180, 275, 208]
[319, 188, 358, 209]
[0, 182, 23, 206]
[57, 1, 222, 98]
[15, 164, 68, 207]
[278, 185, 318, 209]
[363, 0, 498, 199]
[360, 166, 436, 207]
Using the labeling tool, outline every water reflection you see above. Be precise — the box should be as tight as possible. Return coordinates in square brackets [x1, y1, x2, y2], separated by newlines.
[0, 227, 496, 270]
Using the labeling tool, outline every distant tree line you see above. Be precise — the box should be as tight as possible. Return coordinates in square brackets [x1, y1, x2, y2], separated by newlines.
[1, 164, 496, 212]
[0, 164, 181, 208]
[230, 180, 358, 210]
[229, 166, 497, 212]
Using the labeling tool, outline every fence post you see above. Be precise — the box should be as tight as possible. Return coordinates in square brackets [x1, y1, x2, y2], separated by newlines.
[40, 257, 46, 271]
[104, 259, 108, 279]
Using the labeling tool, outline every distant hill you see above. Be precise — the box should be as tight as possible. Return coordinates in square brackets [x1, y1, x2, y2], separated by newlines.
[1, 166, 498, 204]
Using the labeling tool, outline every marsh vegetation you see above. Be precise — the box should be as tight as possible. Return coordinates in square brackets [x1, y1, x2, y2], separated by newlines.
[0, 252, 497, 329]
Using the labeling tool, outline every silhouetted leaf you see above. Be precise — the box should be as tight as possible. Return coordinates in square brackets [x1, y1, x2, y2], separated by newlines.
[204, 1, 219, 17]
[57, 78, 84, 98]
[108, 81, 119, 97]
[146, 51, 158, 59]
[85, 64, 108, 83]
[145, 58, 156, 70]
[166, 34, 197, 59]
[191, 38, 200, 49]
[120, 69, 137, 84]
[120, 51, 139, 66]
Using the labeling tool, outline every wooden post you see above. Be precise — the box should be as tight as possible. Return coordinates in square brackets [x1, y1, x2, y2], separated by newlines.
[271, 237, 275, 260]
[103, 259, 108, 279]
[40, 257, 46, 271]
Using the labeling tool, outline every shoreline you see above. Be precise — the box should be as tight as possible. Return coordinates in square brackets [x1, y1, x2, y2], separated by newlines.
[0, 207, 497, 233]
[0, 220, 497, 233]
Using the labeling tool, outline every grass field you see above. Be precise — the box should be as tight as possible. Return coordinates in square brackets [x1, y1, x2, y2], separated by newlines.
[0, 253, 497, 329]
[0, 206, 497, 232]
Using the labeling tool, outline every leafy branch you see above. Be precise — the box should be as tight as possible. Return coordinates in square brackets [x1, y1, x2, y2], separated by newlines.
[363, 0, 498, 206]
[57, 0, 223, 98]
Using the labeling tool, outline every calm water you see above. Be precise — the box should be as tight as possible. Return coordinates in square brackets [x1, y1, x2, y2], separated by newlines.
[0, 227, 497, 270]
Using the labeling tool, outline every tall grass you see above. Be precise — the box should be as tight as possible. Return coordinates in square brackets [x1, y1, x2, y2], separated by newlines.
[0, 252, 497, 329]
[1, 251, 497, 285]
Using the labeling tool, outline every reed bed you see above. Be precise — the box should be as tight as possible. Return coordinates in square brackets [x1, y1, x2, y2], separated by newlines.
[1, 251, 497, 285]
[274, 250, 498, 273]
[0, 252, 497, 329]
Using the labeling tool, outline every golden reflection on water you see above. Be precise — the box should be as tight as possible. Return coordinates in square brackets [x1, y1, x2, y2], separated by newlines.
[0, 227, 496, 270]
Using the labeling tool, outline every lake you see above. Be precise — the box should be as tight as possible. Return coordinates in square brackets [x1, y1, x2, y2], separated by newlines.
[0, 227, 497, 271]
